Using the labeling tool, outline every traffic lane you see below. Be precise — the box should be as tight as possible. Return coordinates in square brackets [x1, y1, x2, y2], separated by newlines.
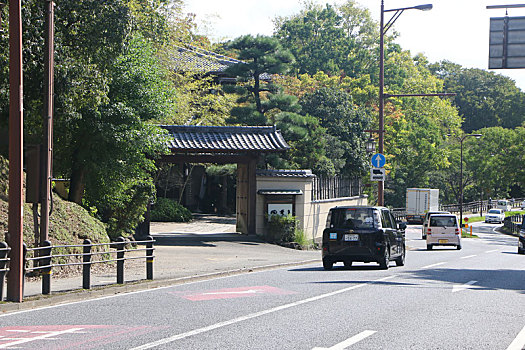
[128, 254, 524, 349]
[1, 243, 523, 350]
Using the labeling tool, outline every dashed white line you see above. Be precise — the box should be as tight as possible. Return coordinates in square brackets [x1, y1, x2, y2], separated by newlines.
[421, 262, 446, 269]
[312, 330, 377, 350]
[128, 276, 397, 350]
[507, 325, 525, 350]
[460, 255, 477, 259]
[485, 249, 499, 253]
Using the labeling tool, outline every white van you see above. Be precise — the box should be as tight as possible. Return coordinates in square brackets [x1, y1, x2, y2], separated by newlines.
[426, 214, 461, 250]
[496, 199, 511, 212]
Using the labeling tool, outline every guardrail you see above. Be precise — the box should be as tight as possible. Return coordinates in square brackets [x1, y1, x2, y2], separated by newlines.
[503, 214, 523, 234]
[0, 236, 154, 300]
[0, 242, 11, 301]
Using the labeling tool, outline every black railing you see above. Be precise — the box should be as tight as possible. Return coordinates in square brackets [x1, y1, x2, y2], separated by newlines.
[440, 198, 524, 214]
[0, 242, 11, 301]
[503, 214, 523, 234]
[312, 176, 362, 201]
[0, 236, 155, 300]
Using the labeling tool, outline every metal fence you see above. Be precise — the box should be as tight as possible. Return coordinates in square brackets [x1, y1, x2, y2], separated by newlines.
[440, 198, 524, 214]
[503, 214, 523, 234]
[312, 176, 362, 201]
[0, 236, 154, 301]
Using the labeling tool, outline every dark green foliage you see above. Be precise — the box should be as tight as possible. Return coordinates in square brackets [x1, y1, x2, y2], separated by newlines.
[299, 88, 371, 176]
[430, 61, 525, 133]
[224, 34, 294, 125]
[150, 198, 193, 222]
[274, 2, 377, 78]
[267, 215, 297, 243]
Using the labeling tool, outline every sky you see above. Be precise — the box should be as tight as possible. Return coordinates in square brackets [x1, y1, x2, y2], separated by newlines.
[183, 0, 525, 91]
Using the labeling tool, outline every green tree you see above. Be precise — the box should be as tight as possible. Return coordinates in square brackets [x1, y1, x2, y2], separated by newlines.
[299, 87, 371, 177]
[273, 1, 377, 78]
[224, 34, 294, 125]
[430, 61, 525, 132]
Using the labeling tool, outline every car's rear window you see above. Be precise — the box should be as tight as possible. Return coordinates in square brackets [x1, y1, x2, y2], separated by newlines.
[329, 208, 378, 229]
[430, 216, 457, 227]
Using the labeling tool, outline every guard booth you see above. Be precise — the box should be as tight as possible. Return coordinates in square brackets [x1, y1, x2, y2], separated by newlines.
[256, 170, 368, 243]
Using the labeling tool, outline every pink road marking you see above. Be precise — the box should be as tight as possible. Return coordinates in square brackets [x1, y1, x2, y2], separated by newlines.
[182, 285, 296, 301]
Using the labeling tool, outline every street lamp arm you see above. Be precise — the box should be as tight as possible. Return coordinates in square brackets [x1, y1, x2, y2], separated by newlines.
[383, 9, 404, 35]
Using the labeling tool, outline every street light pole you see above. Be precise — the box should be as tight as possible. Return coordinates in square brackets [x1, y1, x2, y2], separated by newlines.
[378, 1, 432, 206]
[454, 134, 483, 229]
[378, 0, 385, 206]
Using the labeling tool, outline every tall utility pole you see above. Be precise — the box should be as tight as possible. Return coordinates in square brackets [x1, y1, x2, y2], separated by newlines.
[40, 0, 55, 243]
[7, 0, 24, 302]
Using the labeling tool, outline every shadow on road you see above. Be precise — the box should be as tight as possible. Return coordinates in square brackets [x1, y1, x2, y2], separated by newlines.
[152, 233, 266, 247]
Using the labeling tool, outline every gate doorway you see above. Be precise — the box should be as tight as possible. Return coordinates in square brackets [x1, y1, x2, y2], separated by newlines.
[148, 125, 289, 235]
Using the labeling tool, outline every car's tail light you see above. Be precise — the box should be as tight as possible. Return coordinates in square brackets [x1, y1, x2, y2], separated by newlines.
[427, 228, 432, 235]
[455, 228, 460, 235]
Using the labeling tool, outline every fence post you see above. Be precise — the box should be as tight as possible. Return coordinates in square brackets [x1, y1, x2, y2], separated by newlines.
[83, 239, 92, 289]
[22, 243, 27, 296]
[0, 242, 9, 301]
[146, 236, 154, 280]
[116, 237, 126, 284]
[41, 240, 52, 295]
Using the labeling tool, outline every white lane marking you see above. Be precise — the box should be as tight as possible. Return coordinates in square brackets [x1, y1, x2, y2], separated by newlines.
[128, 276, 397, 350]
[452, 280, 478, 293]
[0, 327, 84, 349]
[460, 255, 477, 259]
[312, 330, 377, 350]
[422, 262, 446, 269]
[507, 325, 525, 350]
[485, 249, 498, 253]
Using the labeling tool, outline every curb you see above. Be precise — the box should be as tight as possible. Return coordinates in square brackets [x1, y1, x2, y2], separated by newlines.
[0, 259, 319, 315]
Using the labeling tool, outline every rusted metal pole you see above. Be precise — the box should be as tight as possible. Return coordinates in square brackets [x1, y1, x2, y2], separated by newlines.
[40, 0, 54, 244]
[7, 0, 24, 302]
[378, 0, 385, 206]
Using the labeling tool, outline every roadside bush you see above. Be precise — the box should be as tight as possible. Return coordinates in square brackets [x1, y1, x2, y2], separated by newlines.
[268, 215, 297, 242]
[150, 198, 193, 222]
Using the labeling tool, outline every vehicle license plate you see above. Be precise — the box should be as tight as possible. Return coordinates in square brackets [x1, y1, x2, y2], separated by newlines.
[439, 239, 448, 244]
[345, 234, 359, 241]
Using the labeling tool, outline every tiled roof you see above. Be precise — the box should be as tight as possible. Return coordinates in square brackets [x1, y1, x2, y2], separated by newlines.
[171, 45, 242, 73]
[256, 169, 314, 178]
[161, 125, 290, 153]
[171, 45, 272, 81]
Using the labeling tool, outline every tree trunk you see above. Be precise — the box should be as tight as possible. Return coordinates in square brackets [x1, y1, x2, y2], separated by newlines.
[68, 163, 85, 204]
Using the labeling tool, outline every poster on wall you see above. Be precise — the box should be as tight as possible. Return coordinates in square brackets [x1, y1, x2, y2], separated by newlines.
[268, 203, 293, 220]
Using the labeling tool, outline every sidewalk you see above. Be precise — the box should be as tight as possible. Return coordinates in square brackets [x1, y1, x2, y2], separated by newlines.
[1, 215, 320, 312]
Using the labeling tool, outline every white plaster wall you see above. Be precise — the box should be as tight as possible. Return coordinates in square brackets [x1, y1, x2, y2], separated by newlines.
[256, 175, 367, 242]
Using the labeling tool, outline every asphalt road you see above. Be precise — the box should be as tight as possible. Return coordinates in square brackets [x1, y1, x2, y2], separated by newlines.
[0, 222, 523, 350]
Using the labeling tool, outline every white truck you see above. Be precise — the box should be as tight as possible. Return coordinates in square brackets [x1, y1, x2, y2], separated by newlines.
[405, 188, 440, 224]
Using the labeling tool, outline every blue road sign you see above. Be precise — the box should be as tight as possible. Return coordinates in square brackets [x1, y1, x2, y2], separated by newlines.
[371, 153, 386, 168]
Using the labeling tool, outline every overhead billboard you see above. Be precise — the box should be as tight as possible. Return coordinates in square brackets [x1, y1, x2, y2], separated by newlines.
[489, 16, 525, 69]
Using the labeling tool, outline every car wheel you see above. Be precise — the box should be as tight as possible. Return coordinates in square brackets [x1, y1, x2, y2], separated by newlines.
[344, 261, 353, 268]
[379, 247, 390, 270]
[427, 244, 432, 251]
[395, 245, 405, 266]
[518, 247, 524, 255]
[457, 245, 462, 250]
[323, 259, 333, 270]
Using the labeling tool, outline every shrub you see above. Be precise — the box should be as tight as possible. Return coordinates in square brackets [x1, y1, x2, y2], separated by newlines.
[150, 198, 193, 222]
[267, 215, 298, 242]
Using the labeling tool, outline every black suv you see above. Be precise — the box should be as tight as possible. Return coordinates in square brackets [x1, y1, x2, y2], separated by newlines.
[322, 206, 407, 270]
